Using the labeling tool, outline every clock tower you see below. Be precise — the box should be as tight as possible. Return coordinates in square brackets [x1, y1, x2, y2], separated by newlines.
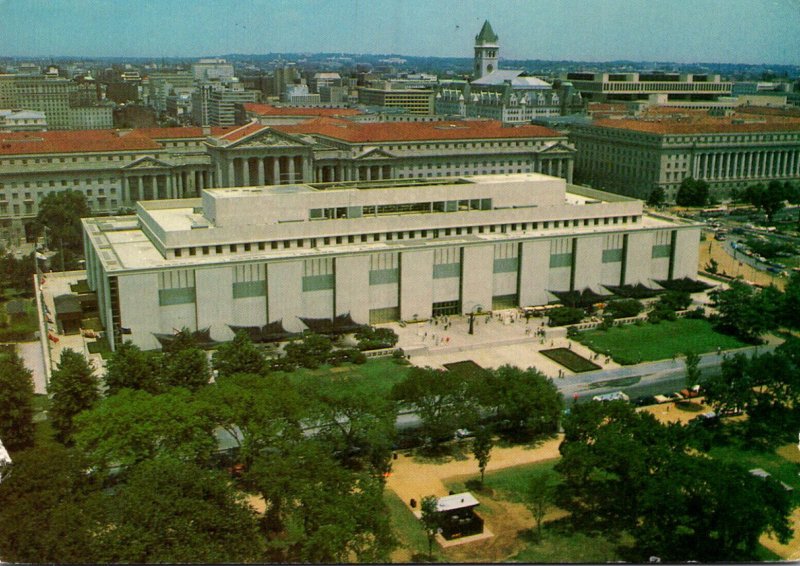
[474, 20, 499, 79]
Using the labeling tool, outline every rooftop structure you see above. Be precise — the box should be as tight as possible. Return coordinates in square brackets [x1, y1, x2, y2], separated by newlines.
[82, 174, 699, 351]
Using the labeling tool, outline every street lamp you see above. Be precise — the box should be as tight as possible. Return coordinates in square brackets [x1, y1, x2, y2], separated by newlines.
[466, 304, 484, 335]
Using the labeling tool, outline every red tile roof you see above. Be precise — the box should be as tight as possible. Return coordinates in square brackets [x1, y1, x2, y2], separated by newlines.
[217, 121, 269, 142]
[592, 114, 800, 135]
[138, 126, 234, 139]
[0, 129, 162, 156]
[276, 117, 562, 142]
[244, 103, 362, 118]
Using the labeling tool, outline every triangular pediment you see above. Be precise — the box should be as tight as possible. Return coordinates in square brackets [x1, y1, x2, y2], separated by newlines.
[123, 156, 173, 169]
[538, 141, 576, 154]
[229, 128, 312, 150]
[355, 147, 395, 160]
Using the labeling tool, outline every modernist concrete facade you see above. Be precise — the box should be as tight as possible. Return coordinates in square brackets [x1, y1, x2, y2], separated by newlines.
[570, 108, 800, 201]
[82, 174, 700, 351]
[0, 119, 575, 242]
[565, 72, 733, 104]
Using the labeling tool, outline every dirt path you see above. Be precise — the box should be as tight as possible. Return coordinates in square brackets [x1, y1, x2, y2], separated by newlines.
[386, 437, 563, 509]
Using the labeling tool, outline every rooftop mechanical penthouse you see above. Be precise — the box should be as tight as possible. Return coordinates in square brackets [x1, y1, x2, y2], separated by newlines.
[82, 174, 701, 351]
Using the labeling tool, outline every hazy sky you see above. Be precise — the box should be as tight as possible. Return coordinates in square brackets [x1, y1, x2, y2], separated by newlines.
[1, 0, 799, 65]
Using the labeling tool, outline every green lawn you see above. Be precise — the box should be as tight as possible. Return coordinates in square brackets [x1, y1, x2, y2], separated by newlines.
[709, 443, 800, 498]
[575, 318, 746, 364]
[446, 458, 560, 504]
[384, 490, 442, 562]
[278, 357, 412, 398]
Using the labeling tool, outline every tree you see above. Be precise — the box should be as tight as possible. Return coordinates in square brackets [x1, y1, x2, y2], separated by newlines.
[471, 426, 493, 486]
[74, 388, 217, 470]
[684, 351, 701, 389]
[526, 471, 557, 542]
[0, 248, 36, 294]
[162, 347, 210, 390]
[710, 280, 775, 342]
[0, 445, 99, 563]
[556, 400, 793, 561]
[0, 350, 35, 451]
[675, 177, 709, 207]
[308, 378, 397, 477]
[49, 348, 100, 444]
[391, 367, 479, 450]
[283, 333, 333, 369]
[34, 190, 90, 269]
[782, 272, 800, 329]
[103, 341, 162, 395]
[745, 181, 787, 223]
[247, 440, 395, 562]
[420, 495, 441, 560]
[646, 187, 665, 207]
[89, 456, 263, 563]
[211, 331, 265, 378]
[477, 365, 563, 439]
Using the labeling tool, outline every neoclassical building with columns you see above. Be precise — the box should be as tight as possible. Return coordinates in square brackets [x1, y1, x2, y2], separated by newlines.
[0, 119, 574, 243]
[570, 108, 800, 201]
[82, 173, 700, 351]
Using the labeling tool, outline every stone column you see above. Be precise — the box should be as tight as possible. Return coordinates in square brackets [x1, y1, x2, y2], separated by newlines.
[273, 156, 281, 184]
[122, 177, 130, 204]
[242, 157, 250, 186]
[365, 166, 372, 181]
[257, 158, 265, 185]
[137, 176, 144, 202]
[150, 176, 158, 200]
[303, 156, 313, 182]
[227, 159, 235, 187]
[567, 159, 574, 184]
[287, 156, 296, 183]
[215, 162, 223, 188]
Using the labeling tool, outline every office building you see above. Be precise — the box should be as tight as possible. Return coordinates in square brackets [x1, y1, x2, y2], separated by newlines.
[565, 72, 732, 104]
[569, 107, 800, 201]
[81, 174, 700, 351]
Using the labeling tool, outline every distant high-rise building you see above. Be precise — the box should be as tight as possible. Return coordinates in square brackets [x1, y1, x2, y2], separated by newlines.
[192, 58, 235, 82]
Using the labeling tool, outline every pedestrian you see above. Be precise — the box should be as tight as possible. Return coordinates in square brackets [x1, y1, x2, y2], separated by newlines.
[568, 342, 572, 350]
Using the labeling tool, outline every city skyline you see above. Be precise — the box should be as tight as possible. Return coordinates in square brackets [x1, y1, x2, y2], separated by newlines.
[0, 0, 799, 66]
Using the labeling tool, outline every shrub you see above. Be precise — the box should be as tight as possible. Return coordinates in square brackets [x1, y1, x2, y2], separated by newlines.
[547, 307, 585, 327]
[355, 326, 399, 351]
[604, 299, 644, 319]
[566, 326, 580, 339]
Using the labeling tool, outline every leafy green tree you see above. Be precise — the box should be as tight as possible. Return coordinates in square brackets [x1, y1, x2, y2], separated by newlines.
[646, 186, 665, 207]
[201, 373, 305, 472]
[0, 350, 35, 451]
[471, 426, 493, 486]
[478, 365, 563, 439]
[163, 347, 210, 390]
[391, 367, 479, 450]
[684, 351, 701, 389]
[0, 445, 99, 563]
[675, 177, 710, 207]
[526, 471, 557, 542]
[49, 348, 100, 444]
[355, 326, 399, 350]
[782, 272, 800, 329]
[211, 330, 265, 378]
[710, 280, 775, 342]
[420, 495, 441, 560]
[34, 190, 91, 269]
[90, 456, 263, 563]
[74, 388, 217, 470]
[745, 181, 787, 223]
[103, 341, 162, 395]
[0, 248, 36, 294]
[284, 333, 333, 369]
[248, 440, 395, 562]
[308, 379, 397, 477]
[556, 400, 792, 561]
[701, 353, 753, 416]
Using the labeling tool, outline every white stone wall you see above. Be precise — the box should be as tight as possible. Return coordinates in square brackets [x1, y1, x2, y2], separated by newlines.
[400, 250, 434, 320]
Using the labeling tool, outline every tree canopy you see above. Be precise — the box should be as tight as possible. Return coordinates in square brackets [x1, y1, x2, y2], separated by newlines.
[675, 177, 709, 207]
[34, 190, 90, 269]
[49, 348, 100, 444]
[0, 350, 36, 451]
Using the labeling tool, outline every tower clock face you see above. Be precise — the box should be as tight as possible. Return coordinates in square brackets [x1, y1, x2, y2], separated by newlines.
[487, 64, 494, 73]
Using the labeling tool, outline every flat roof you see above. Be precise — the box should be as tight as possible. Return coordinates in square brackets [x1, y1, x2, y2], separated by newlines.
[437, 492, 480, 512]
